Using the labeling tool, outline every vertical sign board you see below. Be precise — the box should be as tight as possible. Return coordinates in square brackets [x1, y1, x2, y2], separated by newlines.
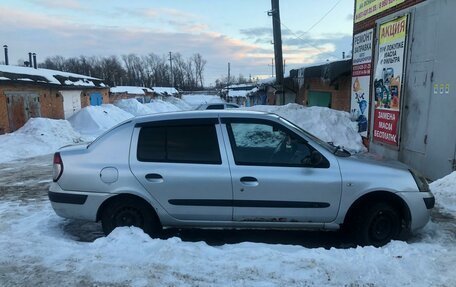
[355, 0, 405, 23]
[351, 29, 374, 137]
[373, 15, 408, 146]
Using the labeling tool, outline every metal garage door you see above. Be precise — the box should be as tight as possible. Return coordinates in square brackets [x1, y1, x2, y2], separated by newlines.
[308, 91, 331, 108]
[89, 92, 103, 106]
[61, 90, 82, 119]
[6, 92, 41, 132]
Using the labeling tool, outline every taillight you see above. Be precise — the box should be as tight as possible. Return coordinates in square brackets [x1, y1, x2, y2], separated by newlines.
[53, 152, 64, 182]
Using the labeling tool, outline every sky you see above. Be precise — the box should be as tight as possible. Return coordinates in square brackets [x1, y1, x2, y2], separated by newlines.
[1, 0, 355, 86]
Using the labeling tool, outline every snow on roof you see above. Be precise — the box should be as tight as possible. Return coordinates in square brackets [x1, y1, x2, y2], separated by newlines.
[0, 65, 106, 88]
[227, 87, 259, 98]
[228, 83, 255, 89]
[257, 76, 276, 85]
[152, 87, 179, 96]
[110, 86, 153, 95]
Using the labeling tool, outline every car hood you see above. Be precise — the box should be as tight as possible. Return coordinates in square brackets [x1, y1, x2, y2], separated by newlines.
[341, 152, 410, 171]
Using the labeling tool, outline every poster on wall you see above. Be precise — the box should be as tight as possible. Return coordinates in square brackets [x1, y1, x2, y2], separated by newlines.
[355, 0, 405, 23]
[373, 15, 408, 146]
[351, 29, 374, 137]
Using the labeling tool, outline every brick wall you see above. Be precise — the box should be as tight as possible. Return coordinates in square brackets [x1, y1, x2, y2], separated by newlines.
[0, 83, 109, 134]
[81, 88, 110, 107]
[296, 75, 351, 112]
[0, 92, 7, 134]
[0, 84, 61, 133]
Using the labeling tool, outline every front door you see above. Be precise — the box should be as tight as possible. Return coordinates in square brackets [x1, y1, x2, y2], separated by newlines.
[130, 118, 233, 221]
[222, 118, 342, 223]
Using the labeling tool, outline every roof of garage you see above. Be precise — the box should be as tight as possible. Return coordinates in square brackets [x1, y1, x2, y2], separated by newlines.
[0, 65, 107, 88]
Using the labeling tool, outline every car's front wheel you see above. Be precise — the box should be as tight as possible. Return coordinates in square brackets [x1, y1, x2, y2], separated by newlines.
[355, 202, 401, 247]
[101, 197, 160, 238]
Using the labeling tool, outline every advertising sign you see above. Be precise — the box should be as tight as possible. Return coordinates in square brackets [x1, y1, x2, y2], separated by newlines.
[351, 29, 374, 137]
[373, 15, 408, 146]
[355, 0, 405, 23]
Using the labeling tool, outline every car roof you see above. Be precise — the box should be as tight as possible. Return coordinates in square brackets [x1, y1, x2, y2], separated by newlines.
[133, 109, 278, 124]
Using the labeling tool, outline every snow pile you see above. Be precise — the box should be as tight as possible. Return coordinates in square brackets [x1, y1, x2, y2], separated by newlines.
[114, 99, 154, 116]
[163, 96, 193, 110]
[0, 118, 83, 163]
[182, 94, 224, 108]
[247, 104, 366, 153]
[430, 171, 456, 214]
[0, 198, 454, 286]
[68, 104, 134, 138]
[145, 100, 181, 113]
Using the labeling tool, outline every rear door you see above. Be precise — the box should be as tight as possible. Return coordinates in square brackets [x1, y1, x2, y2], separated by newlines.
[129, 117, 233, 221]
[221, 117, 342, 223]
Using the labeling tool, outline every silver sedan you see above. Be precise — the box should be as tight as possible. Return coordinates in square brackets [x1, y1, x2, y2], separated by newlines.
[49, 110, 434, 246]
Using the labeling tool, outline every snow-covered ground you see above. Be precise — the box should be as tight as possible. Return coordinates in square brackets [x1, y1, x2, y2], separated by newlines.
[0, 95, 454, 286]
[181, 94, 224, 108]
[0, 156, 454, 286]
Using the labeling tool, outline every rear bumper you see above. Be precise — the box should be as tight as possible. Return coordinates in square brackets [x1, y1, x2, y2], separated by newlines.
[48, 183, 112, 221]
[48, 191, 87, 205]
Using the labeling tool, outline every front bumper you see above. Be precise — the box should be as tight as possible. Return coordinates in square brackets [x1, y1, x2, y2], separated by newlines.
[48, 183, 112, 221]
[398, 191, 434, 232]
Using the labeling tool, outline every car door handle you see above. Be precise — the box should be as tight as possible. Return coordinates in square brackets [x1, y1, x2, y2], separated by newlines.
[145, 173, 163, 183]
[240, 176, 259, 187]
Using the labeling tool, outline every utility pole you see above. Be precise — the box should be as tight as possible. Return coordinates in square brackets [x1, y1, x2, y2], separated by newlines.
[227, 62, 231, 87]
[269, 0, 284, 104]
[283, 59, 286, 77]
[268, 58, 274, 77]
[168, 52, 174, 87]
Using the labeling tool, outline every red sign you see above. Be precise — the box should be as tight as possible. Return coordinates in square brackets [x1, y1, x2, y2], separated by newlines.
[373, 110, 400, 145]
[352, 63, 371, 76]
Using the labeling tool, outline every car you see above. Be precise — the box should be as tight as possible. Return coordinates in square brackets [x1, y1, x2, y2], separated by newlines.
[196, 103, 239, 110]
[48, 110, 435, 246]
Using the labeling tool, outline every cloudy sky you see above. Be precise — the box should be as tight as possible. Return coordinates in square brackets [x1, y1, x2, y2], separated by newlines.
[1, 0, 355, 85]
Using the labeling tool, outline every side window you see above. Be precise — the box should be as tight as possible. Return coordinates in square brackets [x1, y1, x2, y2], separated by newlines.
[227, 121, 321, 167]
[137, 124, 221, 164]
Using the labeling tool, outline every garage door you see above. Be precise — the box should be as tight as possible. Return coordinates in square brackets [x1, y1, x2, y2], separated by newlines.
[308, 91, 332, 108]
[6, 92, 41, 132]
[60, 90, 82, 119]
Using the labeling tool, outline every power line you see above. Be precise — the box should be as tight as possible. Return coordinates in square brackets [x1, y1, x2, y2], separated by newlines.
[299, 0, 343, 36]
[269, 0, 344, 60]
[279, 20, 339, 59]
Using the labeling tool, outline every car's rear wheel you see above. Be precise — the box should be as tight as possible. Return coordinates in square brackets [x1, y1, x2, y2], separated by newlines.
[354, 202, 401, 247]
[101, 197, 160, 238]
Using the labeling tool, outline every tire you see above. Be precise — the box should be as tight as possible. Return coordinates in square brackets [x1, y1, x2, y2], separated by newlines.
[354, 202, 401, 247]
[101, 197, 161, 238]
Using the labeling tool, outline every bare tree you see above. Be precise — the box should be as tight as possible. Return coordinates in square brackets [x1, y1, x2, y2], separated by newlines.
[193, 53, 207, 88]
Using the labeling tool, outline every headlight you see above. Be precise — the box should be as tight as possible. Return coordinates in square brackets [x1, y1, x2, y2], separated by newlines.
[409, 169, 430, 192]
